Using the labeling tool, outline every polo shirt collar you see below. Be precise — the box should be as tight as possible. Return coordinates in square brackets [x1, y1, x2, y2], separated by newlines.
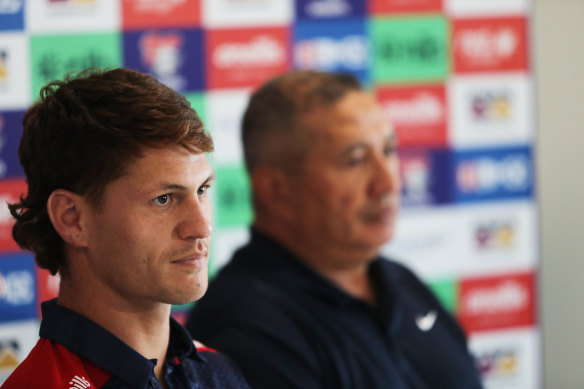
[248, 229, 389, 309]
[39, 299, 205, 388]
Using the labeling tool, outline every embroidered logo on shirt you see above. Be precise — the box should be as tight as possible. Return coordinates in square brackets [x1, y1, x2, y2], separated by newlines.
[415, 310, 438, 332]
[68, 375, 91, 389]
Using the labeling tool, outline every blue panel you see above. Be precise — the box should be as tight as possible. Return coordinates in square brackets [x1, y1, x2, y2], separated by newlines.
[0, 110, 25, 179]
[0, 1, 24, 31]
[293, 19, 369, 84]
[0, 253, 37, 322]
[399, 147, 452, 208]
[123, 28, 205, 92]
[451, 145, 534, 203]
[296, 0, 366, 20]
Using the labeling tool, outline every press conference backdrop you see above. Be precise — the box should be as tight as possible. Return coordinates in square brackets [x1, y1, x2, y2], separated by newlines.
[0, 0, 539, 387]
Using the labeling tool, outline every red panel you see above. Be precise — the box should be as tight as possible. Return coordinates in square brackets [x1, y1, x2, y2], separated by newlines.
[377, 84, 448, 147]
[369, 0, 442, 14]
[0, 179, 27, 253]
[453, 16, 529, 74]
[121, 0, 200, 30]
[206, 27, 291, 90]
[458, 271, 536, 333]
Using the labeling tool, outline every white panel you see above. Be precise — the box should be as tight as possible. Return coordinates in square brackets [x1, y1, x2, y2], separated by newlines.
[26, 0, 120, 33]
[206, 89, 250, 166]
[445, 0, 530, 17]
[202, 0, 293, 28]
[0, 320, 38, 385]
[448, 73, 534, 148]
[0, 33, 30, 109]
[469, 327, 542, 389]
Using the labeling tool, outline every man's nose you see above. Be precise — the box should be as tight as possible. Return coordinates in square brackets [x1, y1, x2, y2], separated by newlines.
[176, 197, 212, 241]
[369, 154, 401, 198]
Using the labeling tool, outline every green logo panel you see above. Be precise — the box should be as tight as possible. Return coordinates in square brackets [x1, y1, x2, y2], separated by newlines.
[184, 92, 206, 129]
[215, 165, 253, 228]
[370, 16, 449, 83]
[30, 33, 122, 99]
[427, 278, 458, 314]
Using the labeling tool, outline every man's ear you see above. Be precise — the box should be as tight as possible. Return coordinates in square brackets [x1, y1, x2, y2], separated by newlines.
[251, 166, 297, 223]
[46, 189, 89, 248]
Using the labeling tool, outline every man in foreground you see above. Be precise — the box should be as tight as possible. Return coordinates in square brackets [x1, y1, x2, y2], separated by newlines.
[2, 68, 250, 389]
[187, 70, 483, 389]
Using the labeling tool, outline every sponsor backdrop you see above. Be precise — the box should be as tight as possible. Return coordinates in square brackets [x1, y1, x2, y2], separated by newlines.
[0, 0, 539, 387]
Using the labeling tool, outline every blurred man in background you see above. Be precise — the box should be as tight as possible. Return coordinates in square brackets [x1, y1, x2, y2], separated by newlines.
[187, 70, 483, 389]
[2, 68, 250, 389]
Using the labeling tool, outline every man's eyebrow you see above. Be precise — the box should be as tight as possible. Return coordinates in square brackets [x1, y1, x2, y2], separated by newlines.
[157, 173, 216, 191]
[341, 134, 398, 156]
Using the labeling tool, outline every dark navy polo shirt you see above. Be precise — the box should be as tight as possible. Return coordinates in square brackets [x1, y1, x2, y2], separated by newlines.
[2, 299, 251, 389]
[187, 230, 484, 389]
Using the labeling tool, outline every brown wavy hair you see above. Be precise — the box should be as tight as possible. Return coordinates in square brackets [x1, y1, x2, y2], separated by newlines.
[9, 68, 213, 275]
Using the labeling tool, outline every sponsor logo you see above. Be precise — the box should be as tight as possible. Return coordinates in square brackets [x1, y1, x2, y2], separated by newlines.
[371, 16, 448, 82]
[0, 0, 22, 14]
[0, 50, 8, 87]
[215, 165, 253, 228]
[378, 84, 447, 147]
[69, 375, 91, 389]
[471, 90, 513, 121]
[459, 272, 535, 333]
[370, 0, 442, 13]
[475, 220, 515, 250]
[464, 281, 528, 315]
[304, 0, 352, 18]
[0, 339, 19, 369]
[122, 0, 199, 29]
[139, 32, 185, 90]
[213, 35, 285, 69]
[206, 27, 289, 89]
[456, 154, 530, 194]
[400, 154, 431, 206]
[0, 179, 27, 252]
[295, 35, 368, 70]
[475, 346, 519, 379]
[0, 270, 34, 306]
[453, 17, 528, 73]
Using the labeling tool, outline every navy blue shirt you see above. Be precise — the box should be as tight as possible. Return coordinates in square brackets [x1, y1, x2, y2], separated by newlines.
[187, 230, 484, 389]
[2, 299, 251, 389]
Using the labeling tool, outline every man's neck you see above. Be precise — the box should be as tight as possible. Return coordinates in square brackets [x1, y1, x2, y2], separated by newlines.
[254, 222, 378, 306]
[58, 277, 171, 382]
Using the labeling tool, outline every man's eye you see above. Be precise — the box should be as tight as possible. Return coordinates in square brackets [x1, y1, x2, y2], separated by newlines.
[385, 145, 397, 156]
[198, 185, 210, 197]
[153, 194, 170, 206]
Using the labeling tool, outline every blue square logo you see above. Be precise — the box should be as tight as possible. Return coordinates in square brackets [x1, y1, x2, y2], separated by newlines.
[0, 1, 24, 31]
[0, 254, 37, 322]
[293, 19, 369, 85]
[123, 28, 205, 92]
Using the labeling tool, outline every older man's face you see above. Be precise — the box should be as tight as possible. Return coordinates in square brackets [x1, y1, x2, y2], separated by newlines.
[288, 91, 401, 263]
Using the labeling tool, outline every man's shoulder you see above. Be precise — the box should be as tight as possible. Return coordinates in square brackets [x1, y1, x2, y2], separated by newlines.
[2, 338, 110, 389]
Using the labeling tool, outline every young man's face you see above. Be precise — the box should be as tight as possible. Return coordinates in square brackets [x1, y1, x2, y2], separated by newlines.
[288, 91, 400, 265]
[83, 146, 214, 307]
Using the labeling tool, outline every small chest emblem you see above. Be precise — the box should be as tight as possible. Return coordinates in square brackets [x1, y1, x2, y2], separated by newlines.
[415, 310, 438, 332]
[68, 375, 91, 389]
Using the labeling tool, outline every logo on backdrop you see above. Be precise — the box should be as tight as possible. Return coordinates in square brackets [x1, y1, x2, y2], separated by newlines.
[453, 17, 528, 73]
[453, 147, 533, 203]
[377, 84, 447, 147]
[475, 346, 520, 381]
[459, 272, 535, 333]
[0, 254, 37, 322]
[206, 27, 289, 89]
[475, 219, 515, 250]
[472, 90, 512, 121]
[369, 0, 442, 14]
[371, 16, 448, 82]
[293, 19, 369, 82]
[140, 32, 185, 90]
[296, 0, 365, 20]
